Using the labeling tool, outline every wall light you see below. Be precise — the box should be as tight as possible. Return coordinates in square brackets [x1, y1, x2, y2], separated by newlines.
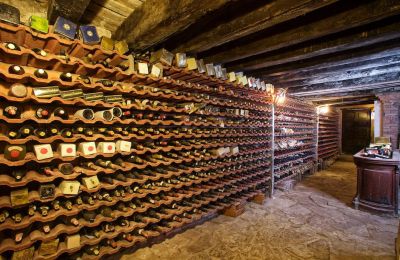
[273, 88, 287, 105]
[317, 105, 329, 114]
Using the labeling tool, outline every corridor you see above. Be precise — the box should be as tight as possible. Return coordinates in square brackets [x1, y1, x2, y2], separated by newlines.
[121, 158, 398, 260]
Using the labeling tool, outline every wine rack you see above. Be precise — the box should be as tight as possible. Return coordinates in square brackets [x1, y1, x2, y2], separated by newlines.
[273, 97, 317, 185]
[317, 108, 340, 167]
[0, 22, 272, 259]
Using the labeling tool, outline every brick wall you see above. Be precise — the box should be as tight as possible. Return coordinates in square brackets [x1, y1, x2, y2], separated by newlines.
[378, 93, 400, 148]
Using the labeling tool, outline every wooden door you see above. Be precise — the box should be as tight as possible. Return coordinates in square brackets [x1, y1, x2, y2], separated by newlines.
[342, 109, 371, 154]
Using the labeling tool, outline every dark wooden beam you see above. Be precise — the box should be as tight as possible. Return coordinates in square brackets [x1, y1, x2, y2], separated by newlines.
[267, 53, 400, 84]
[47, 0, 91, 23]
[297, 90, 378, 100]
[290, 72, 400, 97]
[173, 0, 339, 53]
[253, 40, 400, 79]
[278, 64, 400, 89]
[229, 17, 400, 71]
[113, 0, 233, 51]
[202, 0, 400, 64]
[313, 96, 376, 105]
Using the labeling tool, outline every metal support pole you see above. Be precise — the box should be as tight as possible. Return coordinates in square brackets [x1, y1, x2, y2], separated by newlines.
[270, 103, 275, 197]
[316, 110, 320, 170]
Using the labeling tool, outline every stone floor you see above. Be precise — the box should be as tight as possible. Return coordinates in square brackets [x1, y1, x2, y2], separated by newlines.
[121, 157, 399, 260]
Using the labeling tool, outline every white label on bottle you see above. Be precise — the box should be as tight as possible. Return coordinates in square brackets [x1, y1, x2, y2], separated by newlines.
[59, 143, 76, 157]
[116, 140, 131, 152]
[34, 144, 54, 160]
[78, 142, 97, 155]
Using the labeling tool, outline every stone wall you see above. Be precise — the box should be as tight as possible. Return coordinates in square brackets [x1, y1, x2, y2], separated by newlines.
[1, 0, 48, 25]
[377, 92, 400, 148]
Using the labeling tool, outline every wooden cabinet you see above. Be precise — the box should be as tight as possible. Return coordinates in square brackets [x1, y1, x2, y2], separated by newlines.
[353, 150, 400, 214]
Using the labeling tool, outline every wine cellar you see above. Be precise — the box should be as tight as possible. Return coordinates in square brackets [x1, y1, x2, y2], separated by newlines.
[0, 0, 399, 259]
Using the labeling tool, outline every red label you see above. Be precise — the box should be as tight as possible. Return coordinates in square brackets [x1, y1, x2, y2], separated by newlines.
[88, 146, 94, 151]
[66, 147, 73, 153]
[10, 150, 20, 158]
[40, 148, 48, 154]
[107, 145, 113, 150]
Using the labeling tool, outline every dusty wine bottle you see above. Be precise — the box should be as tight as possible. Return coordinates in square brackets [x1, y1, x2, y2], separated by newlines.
[8, 65, 24, 75]
[53, 107, 69, 120]
[32, 48, 47, 57]
[4, 42, 20, 51]
[60, 72, 72, 82]
[35, 107, 50, 119]
[4, 105, 21, 118]
[34, 68, 48, 79]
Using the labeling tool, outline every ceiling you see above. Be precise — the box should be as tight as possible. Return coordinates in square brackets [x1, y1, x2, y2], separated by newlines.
[6, 0, 400, 104]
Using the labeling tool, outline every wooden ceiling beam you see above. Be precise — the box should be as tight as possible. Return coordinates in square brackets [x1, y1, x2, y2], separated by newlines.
[202, 0, 400, 64]
[308, 95, 376, 103]
[228, 17, 400, 72]
[47, 0, 91, 24]
[289, 72, 400, 97]
[278, 64, 400, 89]
[253, 41, 400, 79]
[113, 0, 233, 51]
[173, 0, 338, 53]
[266, 53, 400, 84]
[298, 91, 377, 100]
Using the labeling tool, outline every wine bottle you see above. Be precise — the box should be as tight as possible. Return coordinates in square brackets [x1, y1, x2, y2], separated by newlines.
[100, 207, 114, 218]
[61, 216, 79, 226]
[53, 107, 69, 120]
[106, 239, 118, 248]
[34, 68, 48, 79]
[115, 173, 126, 182]
[39, 206, 50, 216]
[60, 72, 72, 82]
[147, 210, 160, 219]
[32, 48, 47, 57]
[4, 105, 21, 118]
[60, 128, 73, 138]
[9, 83, 27, 98]
[119, 233, 134, 242]
[75, 196, 83, 205]
[8, 65, 24, 75]
[116, 202, 128, 212]
[131, 142, 144, 150]
[82, 195, 95, 205]
[28, 205, 37, 216]
[102, 223, 115, 233]
[113, 158, 125, 167]
[119, 218, 130, 227]
[127, 156, 143, 164]
[101, 175, 114, 184]
[0, 210, 9, 223]
[4, 42, 20, 51]
[18, 125, 34, 138]
[82, 210, 97, 223]
[62, 200, 73, 210]
[52, 200, 60, 211]
[48, 126, 59, 136]
[33, 128, 47, 138]
[84, 245, 100, 256]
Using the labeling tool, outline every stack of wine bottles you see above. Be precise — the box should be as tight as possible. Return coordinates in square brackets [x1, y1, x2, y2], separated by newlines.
[274, 97, 317, 184]
[317, 108, 340, 162]
[0, 21, 272, 259]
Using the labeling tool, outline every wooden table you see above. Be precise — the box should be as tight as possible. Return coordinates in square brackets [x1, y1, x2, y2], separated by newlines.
[353, 150, 400, 215]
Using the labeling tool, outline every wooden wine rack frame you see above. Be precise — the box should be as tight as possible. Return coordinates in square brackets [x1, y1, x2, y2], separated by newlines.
[0, 21, 273, 259]
[317, 108, 340, 168]
[273, 97, 318, 185]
